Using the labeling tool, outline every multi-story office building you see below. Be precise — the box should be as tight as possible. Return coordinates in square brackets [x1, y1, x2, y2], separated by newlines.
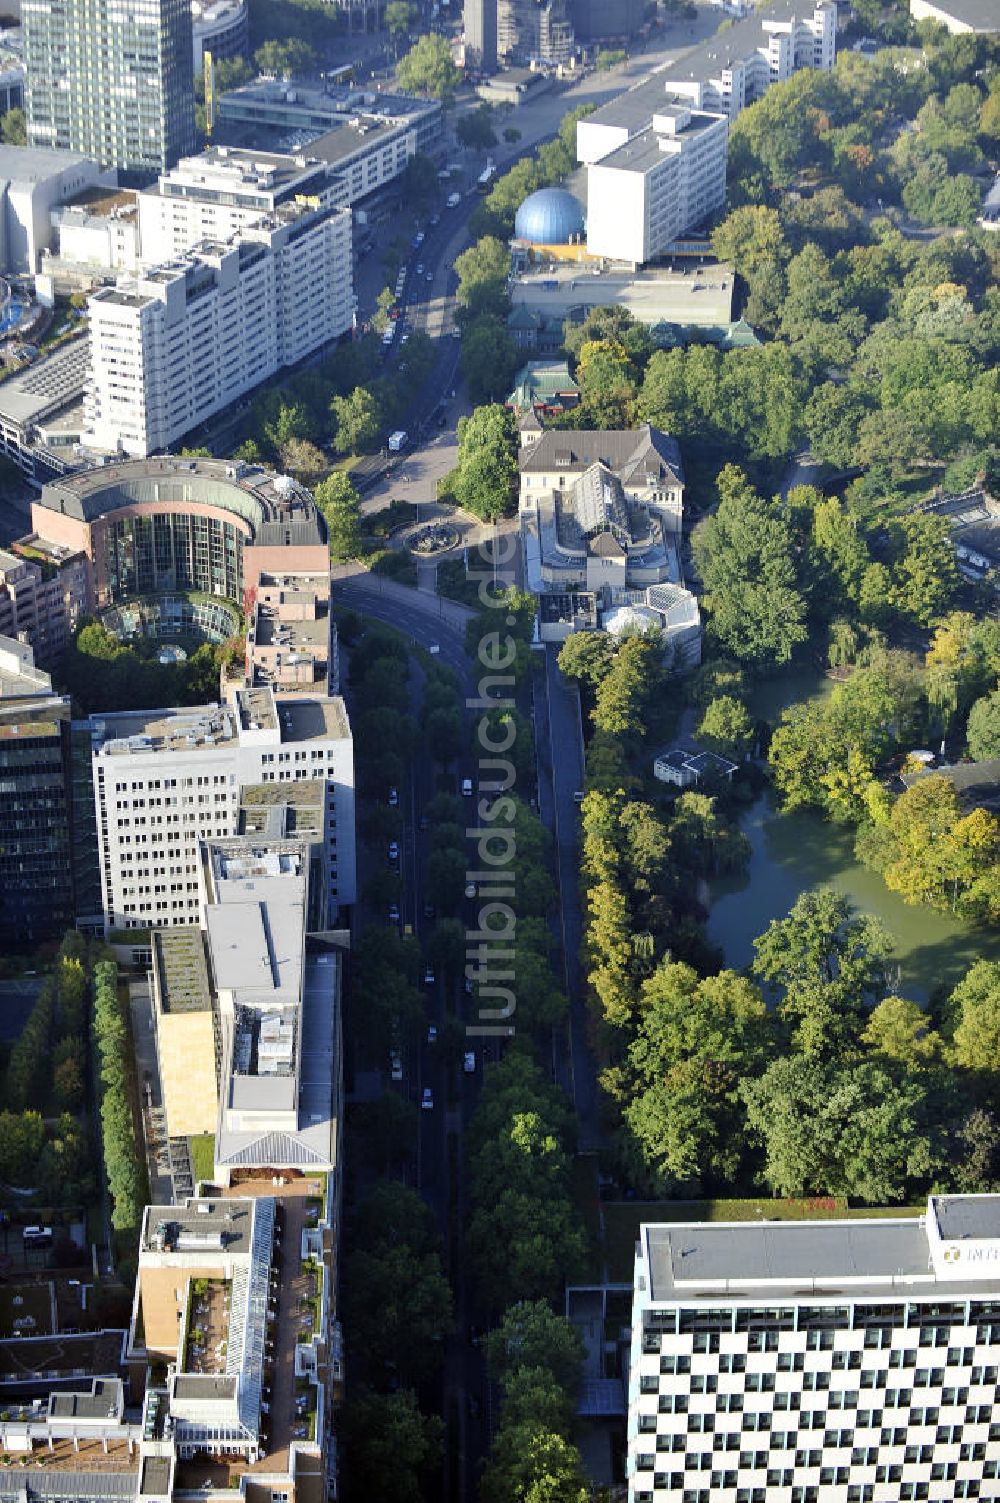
[26, 457, 331, 612]
[585, 105, 728, 266]
[0, 634, 74, 945]
[465, 0, 498, 71]
[23, 0, 197, 179]
[0, 541, 89, 666]
[84, 202, 352, 457]
[88, 681, 356, 933]
[216, 81, 444, 206]
[629, 1194, 1000, 1503]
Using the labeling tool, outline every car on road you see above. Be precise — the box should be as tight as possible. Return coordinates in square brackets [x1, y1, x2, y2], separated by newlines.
[426, 271, 433, 283]
[464, 1051, 476, 1074]
[461, 777, 474, 796]
[422, 1086, 434, 1110]
[424, 965, 435, 985]
[414, 231, 425, 246]
[388, 840, 400, 862]
[387, 903, 400, 924]
[415, 262, 424, 275]
[465, 881, 477, 900]
[427, 1024, 438, 1043]
[388, 786, 399, 806]
[429, 214, 440, 226]
[573, 790, 585, 803]
[390, 1049, 403, 1081]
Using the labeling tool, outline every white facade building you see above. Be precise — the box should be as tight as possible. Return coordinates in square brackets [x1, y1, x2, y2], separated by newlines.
[0, 143, 104, 274]
[629, 1195, 1000, 1503]
[136, 147, 337, 265]
[84, 202, 352, 457]
[586, 106, 728, 266]
[89, 682, 356, 934]
[578, 0, 834, 264]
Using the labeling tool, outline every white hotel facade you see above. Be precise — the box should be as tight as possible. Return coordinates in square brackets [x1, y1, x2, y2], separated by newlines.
[629, 1195, 1000, 1503]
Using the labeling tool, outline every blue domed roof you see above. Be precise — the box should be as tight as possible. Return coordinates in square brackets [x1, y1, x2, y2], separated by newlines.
[514, 187, 585, 246]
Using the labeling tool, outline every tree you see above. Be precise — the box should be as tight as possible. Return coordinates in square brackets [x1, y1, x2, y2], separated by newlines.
[753, 888, 891, 1059]
[385, 0, 416, 42]
[396, 33, 460, 102]
[858, 774, 1000, 921]
[741, 1056, 933, 1201]
[485, 1301, 584, 1395]
[254, 38, 316, 78]
[862, 995, 943, 1070]
[481, 1425, 588, 1503]
[691, 466, 807, 667]
[967, 689, 1000, 761]
[697, 695, 753, 759]
[455, 236, 511, 319]
[332, 386, 381, 454]
[344, 1183, 453, 1384]
[888, 513, 959, 627]
[575, 340, 638, 428]
[592, 632, 664, 742]
[460, 314, 518, 404]
[0, 107, 26, 146]
[949, 961, 1000, 1074]
[453, 403, 518, 521]
[618, 962, 771, 1192]
[341, 1387, 442, 1503]
[313, 472, 361, 560]
[557, 631, 615, 690]
[456, 103, 497, 149]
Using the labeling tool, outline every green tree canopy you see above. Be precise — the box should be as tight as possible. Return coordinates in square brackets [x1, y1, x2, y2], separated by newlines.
[396, 33, 460, 101]
[453, 403, 518, 521]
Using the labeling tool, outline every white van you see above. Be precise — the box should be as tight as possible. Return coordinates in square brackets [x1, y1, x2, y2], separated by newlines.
[388, 430, 408, 451]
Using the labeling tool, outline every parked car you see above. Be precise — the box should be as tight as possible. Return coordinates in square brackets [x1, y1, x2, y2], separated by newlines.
[464, 975, 474, 995]
[388, 786, 399, 807]
[461, 777, 474, 796]
[463, 1051, 476, 1074]
[388, 840, 400, 862]
[422, 1086, 434, 1110]
[424, 965, 435, 985]
[465, 882, 477, 900]
[388, 903, 400, 924]
[390, 1048, 403, 1081]
[427, 1024, 438, 1044]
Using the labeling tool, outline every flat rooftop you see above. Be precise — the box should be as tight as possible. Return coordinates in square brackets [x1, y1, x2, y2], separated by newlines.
[645, 1216, 932, 1301]
[934, 1194, 1000, 1241]
[49, 1378, 122, 1419]
[142, 1198, 255, 1256]
[0, 334, 90, 430]
[160, 145, 327, 196]
[585, 0, 834, 134]
[59, 185, 137, 218]
[595, 110, 726, 174]
[277, 696, 350, 742]
[512, 265, 733, 326]
[92, 703, 240, 755]
[152, 928, 211, 1014]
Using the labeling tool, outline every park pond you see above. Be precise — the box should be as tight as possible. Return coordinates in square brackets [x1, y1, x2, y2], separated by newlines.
[706, 667, 1000, 1003]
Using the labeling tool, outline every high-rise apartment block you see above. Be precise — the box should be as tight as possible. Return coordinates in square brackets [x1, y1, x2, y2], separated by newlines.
[585, 105, 728, 267]
[23, 0, 197, 179]
[629, 1195, 1000, 1503]
[0, 634, 74, 944]
[86, 201, 352, 458]
[579, 0, 834, 264]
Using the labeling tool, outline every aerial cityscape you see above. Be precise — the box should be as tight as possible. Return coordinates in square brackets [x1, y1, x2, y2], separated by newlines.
[0, 0, 998, 1499]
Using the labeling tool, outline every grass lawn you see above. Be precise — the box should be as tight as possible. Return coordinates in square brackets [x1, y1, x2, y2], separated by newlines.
[0, 1283, 53, 1339]
[188, 1135, 216, 1186]
[603, 1199, 925, 1284]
